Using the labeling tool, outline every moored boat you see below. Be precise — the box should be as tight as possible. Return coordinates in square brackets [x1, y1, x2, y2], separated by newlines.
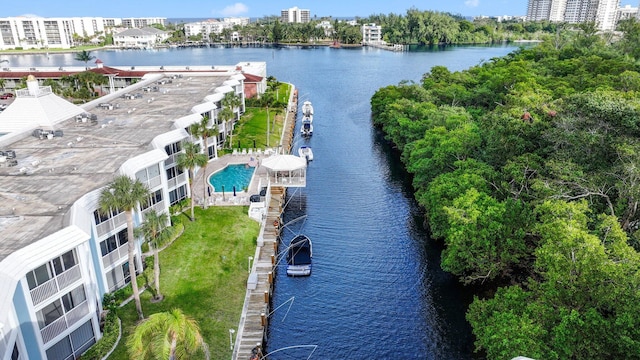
[301, 118, 313, 136]
[302, 101, 314, 116]
[287, 234, 313, 276]
[298, 145, 313, 161]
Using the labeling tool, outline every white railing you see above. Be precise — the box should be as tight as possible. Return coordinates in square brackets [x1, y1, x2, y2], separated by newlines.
[30, 278, 58, 306]
[167, 173, 187, 189]
[148, 175, 161, 189]
[40, 300, 89, 344]
[142, 201, 165, 216]
[102, 246, 128, 268]
[56, 265, 81, 290]
[96, 212, 127, 238]
[30, 265, 82, 306]
[40, 316, 67, 344]
[65, 301, 89, 328]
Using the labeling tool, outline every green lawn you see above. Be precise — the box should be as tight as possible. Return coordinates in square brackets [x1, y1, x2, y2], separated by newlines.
[108, 206, 260, 359]
[230, 83, 291, 152]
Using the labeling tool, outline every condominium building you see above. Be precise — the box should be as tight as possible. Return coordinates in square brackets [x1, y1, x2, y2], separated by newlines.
[362, 23, 383, 45]
[280, 7, 311, 24]
[617, 4, 639, 22]
[183, 18, 250, 40]
[526, 0, 621, 30]
[0, 16, 167, 50]
[0, 61, 266, 360]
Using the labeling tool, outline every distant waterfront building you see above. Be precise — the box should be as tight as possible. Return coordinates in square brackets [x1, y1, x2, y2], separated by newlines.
[0, 60, 266, 360]
[223, 17, 250, 27]
[362, 23, 383, 45]
[280, 7, 311, 23]
[526, 0, 620, 30]
[616, 4, 639, 22]
[0, 16, 167, 50]
[112, 27, 169, 48]
[184, 19, 226, 39]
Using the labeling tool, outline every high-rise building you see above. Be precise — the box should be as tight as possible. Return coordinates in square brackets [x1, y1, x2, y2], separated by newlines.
[526, 0, 620, 30]
[280, 7, 311, 24]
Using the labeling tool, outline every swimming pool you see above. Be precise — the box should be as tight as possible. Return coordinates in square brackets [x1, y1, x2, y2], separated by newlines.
[208, 164, 255, 193]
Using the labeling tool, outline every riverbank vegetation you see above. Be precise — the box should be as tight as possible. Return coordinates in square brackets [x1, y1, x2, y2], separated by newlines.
[371, 20, 640, 359]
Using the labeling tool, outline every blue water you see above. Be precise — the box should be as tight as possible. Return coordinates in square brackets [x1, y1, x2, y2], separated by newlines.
[7, 44, 524, 359]
[208, 164, 255, 193]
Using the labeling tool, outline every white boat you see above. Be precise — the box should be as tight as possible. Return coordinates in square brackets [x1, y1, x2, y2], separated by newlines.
[287, 234, 312, 276]
[302, 100, 314, 116]
[301, 118, 313, 136]
[298, 146, 313, 161]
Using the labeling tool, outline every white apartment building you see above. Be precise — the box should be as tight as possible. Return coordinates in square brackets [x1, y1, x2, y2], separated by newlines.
[617, 4, 639, 22]
[362, 23, 383, 45]
[112, 27, 169, 48]
[0, 61, 264, 360]
[526, 0, 621, 30]
[0, 16, 166, 50]
[280, 7, 311, 24]
[183, 18, 250, 40]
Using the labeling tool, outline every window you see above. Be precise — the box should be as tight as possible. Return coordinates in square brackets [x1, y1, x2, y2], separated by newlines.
[169, 185, 187, 205]
[142, 189, 163, 210]
[26, 263, 53, 290]
[11, 343, 19, 360]
[93, 207, 123, 225]
[61, 285, 86, 312]
[100, 228, 128, 256]
[52, 250, 77, 275]
[166, 166, 184, 180]
[165, 142, 182, 155]
[38, 300, 64, 329]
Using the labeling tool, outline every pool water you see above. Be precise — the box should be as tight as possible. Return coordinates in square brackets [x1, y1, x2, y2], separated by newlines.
[208, 164, 255, 193]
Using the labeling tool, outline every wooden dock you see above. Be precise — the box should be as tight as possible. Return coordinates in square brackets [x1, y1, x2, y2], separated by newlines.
[232, 86, 298, 360]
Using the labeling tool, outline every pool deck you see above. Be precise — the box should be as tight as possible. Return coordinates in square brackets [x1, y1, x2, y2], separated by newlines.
[192, 151, 273, 207]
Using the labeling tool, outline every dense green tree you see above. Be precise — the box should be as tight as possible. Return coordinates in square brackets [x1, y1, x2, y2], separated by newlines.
[127, 308, 209, 359]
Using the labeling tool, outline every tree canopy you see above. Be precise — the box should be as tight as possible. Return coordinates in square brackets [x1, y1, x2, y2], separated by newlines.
[370, 23, 640, 358]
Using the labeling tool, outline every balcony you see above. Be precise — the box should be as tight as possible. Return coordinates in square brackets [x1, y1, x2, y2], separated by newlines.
[96, 212, 127, 238]
[102, 245, 129, 268]
[40, 300, 89, 344]
[30, 265, 82, 306]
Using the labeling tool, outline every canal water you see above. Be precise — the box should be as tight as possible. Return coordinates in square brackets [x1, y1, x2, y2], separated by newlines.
[8, 44, 522, 359]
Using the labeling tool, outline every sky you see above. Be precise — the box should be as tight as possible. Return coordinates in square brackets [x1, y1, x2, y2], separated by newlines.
[7, 0, 637, 19]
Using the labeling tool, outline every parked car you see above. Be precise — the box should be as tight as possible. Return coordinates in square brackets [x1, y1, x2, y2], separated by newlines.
[0, 93, 14, 99]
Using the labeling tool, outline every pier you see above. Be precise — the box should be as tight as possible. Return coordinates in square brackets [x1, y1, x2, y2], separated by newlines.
[231, 86, 298, 360]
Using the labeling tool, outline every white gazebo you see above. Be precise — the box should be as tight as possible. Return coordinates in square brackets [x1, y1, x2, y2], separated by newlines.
[261, 154, 307, 187]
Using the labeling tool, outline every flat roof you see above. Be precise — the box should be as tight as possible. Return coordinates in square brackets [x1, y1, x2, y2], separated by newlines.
[0, 70, 242, 261]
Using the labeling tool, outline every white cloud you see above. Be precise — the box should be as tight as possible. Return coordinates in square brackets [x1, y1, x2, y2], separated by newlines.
[216, 3, 249, 17]
[464, 0, 480, 7]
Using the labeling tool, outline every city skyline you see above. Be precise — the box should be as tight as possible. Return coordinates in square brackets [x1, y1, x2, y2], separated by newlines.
[6, 0, 636, 19]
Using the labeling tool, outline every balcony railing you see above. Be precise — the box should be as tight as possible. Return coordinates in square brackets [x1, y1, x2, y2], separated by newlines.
[30, 265, 82, 306]
[40, 300, 89, 344]
[96, 212, 127, 238]
[102, 245, 129, 268]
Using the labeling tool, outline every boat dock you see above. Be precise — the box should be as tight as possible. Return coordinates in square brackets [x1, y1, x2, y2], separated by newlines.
[231, 86, 298, 360]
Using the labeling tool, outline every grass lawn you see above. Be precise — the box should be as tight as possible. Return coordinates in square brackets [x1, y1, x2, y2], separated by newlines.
[108, 206, 260, 359]
[230, 83, 291, 152]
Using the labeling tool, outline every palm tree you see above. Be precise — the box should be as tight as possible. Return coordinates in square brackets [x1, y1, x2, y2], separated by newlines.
[74, 50, 96, 67]
[190, 116, 218, 209]
[127, 308, 210, 360]
[221, 93, 242, 149]
[176, 142, 207, 221]
[99, 175, 150, 320]
[138, 210, 171, 301]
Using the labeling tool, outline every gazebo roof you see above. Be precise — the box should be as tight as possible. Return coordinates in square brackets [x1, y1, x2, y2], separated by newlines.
[261, 154, 307, 171]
